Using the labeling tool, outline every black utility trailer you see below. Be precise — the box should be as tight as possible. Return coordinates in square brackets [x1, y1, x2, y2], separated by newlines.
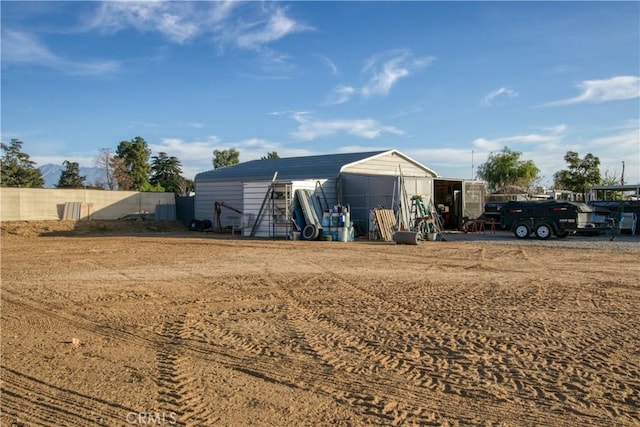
[500, 200, 601, 239]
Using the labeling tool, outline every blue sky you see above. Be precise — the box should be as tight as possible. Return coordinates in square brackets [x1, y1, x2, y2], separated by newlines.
[2, 1, 639, 186]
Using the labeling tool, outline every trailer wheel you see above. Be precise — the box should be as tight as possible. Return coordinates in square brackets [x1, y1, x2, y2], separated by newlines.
[535, 224, 552, 240]
[514, 223, 530, 239]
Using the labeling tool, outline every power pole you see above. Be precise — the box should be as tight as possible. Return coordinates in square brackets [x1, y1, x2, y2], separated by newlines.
[471, 150, 474, 180]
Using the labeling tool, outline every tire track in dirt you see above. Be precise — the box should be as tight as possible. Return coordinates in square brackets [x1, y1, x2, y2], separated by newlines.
[1, 292, 163, 426]
[1, 292, 159, 350]
[154, 314, 218, 427]
[0, 366, 136, 426]
[175, 276, 441, 425]
[269, 274, 537, 426]
[305, 270, 624, 425]
[271, 279, 444, 426]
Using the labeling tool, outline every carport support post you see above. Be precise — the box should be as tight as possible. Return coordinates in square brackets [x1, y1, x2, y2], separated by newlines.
[250, 172, 278, 237]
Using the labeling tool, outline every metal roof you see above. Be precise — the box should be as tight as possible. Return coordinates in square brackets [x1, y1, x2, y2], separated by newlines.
[588, 184, 640, 192]
[196, 150, 390, 182]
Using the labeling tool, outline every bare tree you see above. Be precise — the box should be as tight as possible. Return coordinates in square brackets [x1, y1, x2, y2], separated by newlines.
[93, 148, 117, 190]
[111, 156, 133, 191]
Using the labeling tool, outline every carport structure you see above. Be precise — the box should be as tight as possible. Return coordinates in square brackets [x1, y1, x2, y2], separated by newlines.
[194, 150, 483, 238]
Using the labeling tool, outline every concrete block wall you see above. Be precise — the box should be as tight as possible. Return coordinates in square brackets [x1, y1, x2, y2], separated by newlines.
[0, 188, 175, 221]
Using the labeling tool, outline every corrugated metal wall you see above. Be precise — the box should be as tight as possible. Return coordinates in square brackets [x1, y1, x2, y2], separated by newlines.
[194, 180, 243, 227]
[175, 196, 195, 226]
[193, 151, 439, 237]
[341, 175, 393, 236]
[340, 174, 434, 235]
[155, 204, 177, 221]
[242, 182, 270, 237]
[463, 181, 485, 219]
[243, 179, 336, 238]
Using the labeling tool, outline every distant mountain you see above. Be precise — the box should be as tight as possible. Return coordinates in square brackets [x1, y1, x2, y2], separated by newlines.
[38, 164, 103, 188]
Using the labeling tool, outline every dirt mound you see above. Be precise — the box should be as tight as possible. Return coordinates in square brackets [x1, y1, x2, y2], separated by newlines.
[1, 220, 188, 237]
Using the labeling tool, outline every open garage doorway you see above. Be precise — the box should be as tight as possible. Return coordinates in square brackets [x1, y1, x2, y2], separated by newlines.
[434, 179, 463, 229]
[434, 179, 485, 229]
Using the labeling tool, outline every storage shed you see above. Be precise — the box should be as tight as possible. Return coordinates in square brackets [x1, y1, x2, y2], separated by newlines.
[194, 149, 438, 237]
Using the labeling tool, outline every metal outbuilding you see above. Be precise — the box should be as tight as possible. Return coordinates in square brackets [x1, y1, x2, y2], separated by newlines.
[194, 149, 487, 238]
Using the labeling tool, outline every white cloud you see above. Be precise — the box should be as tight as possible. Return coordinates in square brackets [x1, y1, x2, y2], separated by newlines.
[325, 85, 356, 105]
[589, 126, 640, 154]
[469, 127, 570, 182]
[481, 87, 518, 106]
[544, 124, 568, 135]
[233, 6, 312, 49]
[289, 112, 404, 141]
[150, 135, 318, 178]
[85, 2, 311, 50]
[361, 49, 435, 97]
[473, 125, 567, 152]
[317, 54, 338, 75]
[324, 49, 434, 104]
[407, 147, 473, 168]
[150, 136, 220, 163]
[391, 105, 424, 118]
[467, 120, 640, 185]
[86, 1, 201, 43]
[542, 76, 640, 107]
[1, 29, 120, 75]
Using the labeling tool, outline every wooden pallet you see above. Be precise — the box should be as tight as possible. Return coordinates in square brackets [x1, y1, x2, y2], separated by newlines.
[372, 208, 396, 242]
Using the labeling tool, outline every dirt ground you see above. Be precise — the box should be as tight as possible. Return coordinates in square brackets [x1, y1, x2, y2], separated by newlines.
[1, 220, 639, 426]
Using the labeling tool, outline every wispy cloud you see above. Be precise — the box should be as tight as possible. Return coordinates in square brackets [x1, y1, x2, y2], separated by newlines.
[86, 1, 215, 44]
[391, 105, 424, 118]
[542, 76, 640, 107]
[589, 122, 640, 154]
[361, 49, 435, 97]
[323, 49, 435, 104]
[325, 85, 356, 105]
[543, 124, 568, 135]
[317, 54, 338, 75]
[473, 125, 567, 152]
[232, 6, 312, 49]
[481, 87, 518, 106]
[1, 29, 120, 76]
[85, 1, 311, 51]
[407, 147, 475, 170]
[289, 112, 404, 141]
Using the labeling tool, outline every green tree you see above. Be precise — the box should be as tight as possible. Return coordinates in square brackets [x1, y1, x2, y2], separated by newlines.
[0, 139, 45, 187]
[114, 137, 151, 191]
[476, 146, 540, 193]
[150, 152, 184, 194]
[56, 160, 86, 188]
[553, 151, 601, 200]
[261, 151, 279, 160]
[213, 148, 240, 169]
